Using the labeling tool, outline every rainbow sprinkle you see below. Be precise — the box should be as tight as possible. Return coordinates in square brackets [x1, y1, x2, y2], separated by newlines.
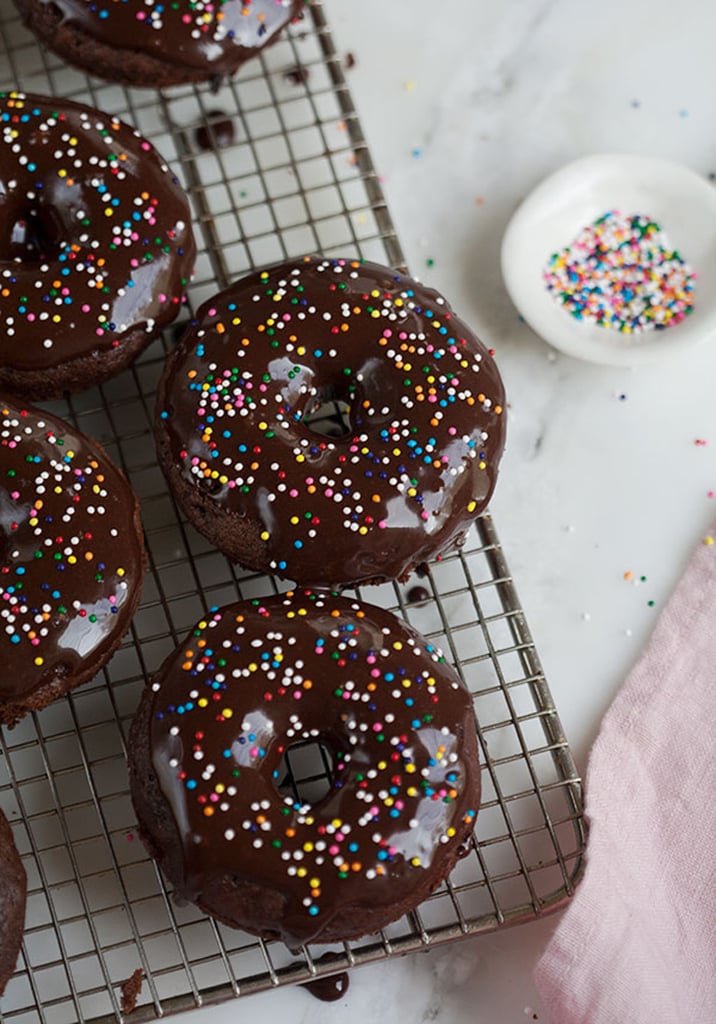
[544, 211, 696, 333]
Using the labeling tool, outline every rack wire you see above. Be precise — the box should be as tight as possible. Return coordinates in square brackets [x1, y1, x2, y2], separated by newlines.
[0, 5, 586, 1022]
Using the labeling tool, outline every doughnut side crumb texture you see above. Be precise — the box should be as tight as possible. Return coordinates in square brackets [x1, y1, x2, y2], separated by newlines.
[0, 809, 26, 997]
[0, 394, 146, 727]
[128, 591, 481, 948]
[14, 0, 307, 89]
[156, 256, 506, 587]
[0, 91, 195, 399]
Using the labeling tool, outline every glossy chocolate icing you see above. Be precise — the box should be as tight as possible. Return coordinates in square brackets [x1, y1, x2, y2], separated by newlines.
[0, 91, 194, 374]
[133, 591, 480, 948]
[156, 257, 506, 587]
[30, 0, 305, 78]
[302, 967, 350, 1002]
[0, 395, 145, 708]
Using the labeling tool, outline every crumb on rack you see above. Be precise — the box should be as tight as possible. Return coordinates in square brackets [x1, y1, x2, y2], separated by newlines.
[119, 969, 143, 1016]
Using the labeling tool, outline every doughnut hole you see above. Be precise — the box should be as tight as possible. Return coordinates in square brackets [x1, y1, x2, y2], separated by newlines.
[276, 738, 335, 805]
[300, 389, 353, 439]
[1, 195, 65, 262]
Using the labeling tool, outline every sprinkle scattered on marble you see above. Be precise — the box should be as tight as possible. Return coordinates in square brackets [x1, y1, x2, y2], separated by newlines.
[544, 211, 696, 333]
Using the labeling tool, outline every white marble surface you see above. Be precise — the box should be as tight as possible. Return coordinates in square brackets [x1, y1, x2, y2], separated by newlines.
[111, 1, 716, 1020]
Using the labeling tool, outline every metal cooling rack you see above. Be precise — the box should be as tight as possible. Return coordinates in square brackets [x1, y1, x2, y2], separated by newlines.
[0, 5, 586, 1022]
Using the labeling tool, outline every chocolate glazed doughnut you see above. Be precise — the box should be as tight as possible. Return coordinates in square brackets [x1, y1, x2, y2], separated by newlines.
[0, 91, 195, 400]
[0, 808, 26, 997]
[14, 1, 307, 89]
[0, 394, 146, 727]
[156, 256, 506, 588]
[128, 591, 480, 948]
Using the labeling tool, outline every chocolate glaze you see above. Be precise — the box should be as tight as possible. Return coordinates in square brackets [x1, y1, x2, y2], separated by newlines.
[130, 591, 480, 948]
[0, 395, 145, 717]
[156, 257, 506, 587]
[195, 112, 236, 153]
[302, 969, 350, 1002]
[0, 91, 194, 377]
[26, 0, 305, 79]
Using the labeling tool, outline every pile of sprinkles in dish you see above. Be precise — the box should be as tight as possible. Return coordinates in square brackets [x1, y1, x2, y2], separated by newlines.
[543, 211, 696, 333]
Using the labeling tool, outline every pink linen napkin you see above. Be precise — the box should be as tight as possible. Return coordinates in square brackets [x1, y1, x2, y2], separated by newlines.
[535, 527, 716, 1024]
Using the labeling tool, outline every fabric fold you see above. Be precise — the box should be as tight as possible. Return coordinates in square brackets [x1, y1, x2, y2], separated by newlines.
[535, 527, 716, 1024]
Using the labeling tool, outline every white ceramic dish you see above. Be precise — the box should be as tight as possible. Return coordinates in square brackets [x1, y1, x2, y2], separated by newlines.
[500, 154, 716, 366]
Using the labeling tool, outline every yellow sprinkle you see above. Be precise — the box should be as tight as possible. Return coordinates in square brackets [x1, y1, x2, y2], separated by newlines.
[704, 536, 714, 546]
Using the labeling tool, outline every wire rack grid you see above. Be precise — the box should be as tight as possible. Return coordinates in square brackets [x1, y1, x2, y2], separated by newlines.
[0, 5, 586, 1023]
